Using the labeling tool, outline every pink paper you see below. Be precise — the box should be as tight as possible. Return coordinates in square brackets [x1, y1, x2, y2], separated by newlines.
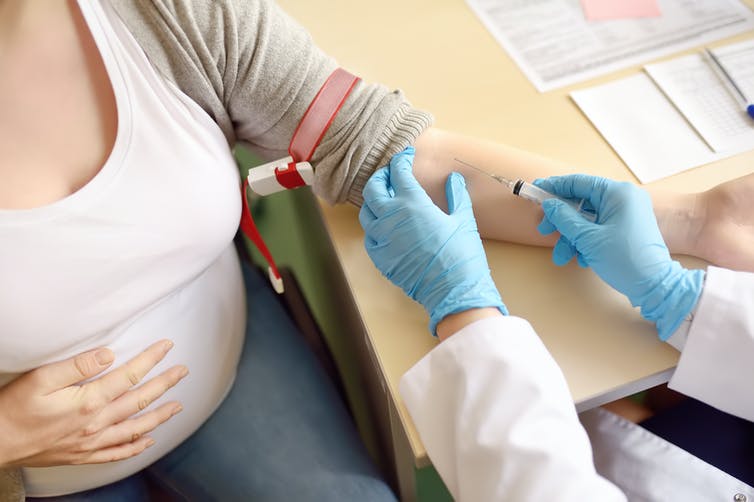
[580, 0, 661, 21]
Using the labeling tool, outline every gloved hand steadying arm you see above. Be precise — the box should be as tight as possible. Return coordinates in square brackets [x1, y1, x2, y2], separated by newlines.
[535, 174, 704, 341]
[360, 147, 507, 335]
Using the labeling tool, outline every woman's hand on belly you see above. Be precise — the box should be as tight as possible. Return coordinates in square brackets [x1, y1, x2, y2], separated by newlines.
[0, 340, 188, 468]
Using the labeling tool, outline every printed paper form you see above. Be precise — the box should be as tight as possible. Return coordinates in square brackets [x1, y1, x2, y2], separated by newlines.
[465, 0, 754, 92]
[645, 39, 754, 153]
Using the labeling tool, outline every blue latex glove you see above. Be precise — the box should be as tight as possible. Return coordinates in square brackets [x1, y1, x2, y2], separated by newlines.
[360, 147, 507, 335]
[534, 174, 704, 340]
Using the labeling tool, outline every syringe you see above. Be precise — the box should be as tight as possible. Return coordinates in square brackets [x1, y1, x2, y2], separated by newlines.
[454, 159, 597, 222]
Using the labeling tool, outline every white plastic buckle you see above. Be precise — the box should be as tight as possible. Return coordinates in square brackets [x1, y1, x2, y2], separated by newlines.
[246, 156, 314, 196]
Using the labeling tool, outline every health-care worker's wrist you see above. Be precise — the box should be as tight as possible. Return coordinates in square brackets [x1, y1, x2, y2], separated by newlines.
[436, 307, 504, 342]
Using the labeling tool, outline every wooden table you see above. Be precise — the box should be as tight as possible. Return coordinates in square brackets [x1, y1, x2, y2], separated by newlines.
[277, 0, 754, 499]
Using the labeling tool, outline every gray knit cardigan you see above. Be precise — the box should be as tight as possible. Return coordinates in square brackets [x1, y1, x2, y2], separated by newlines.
[111, 0, 433, 205]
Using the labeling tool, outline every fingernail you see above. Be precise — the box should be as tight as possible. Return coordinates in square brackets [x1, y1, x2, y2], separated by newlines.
[172, 404, 183, 416]
[178, 366, 189, 378]
[163, 340, 174, 352]
[145, 438, 156, 448]
[95, 349, 114, 366]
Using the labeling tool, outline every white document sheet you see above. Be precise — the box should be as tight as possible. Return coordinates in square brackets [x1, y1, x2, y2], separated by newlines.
[645, 39, 754, 153]
[571, 73, 723, 183]
[466, 0, 754, 92]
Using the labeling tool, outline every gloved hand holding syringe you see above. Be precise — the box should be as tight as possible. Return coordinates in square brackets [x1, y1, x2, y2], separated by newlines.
[454, 159, 597, 222]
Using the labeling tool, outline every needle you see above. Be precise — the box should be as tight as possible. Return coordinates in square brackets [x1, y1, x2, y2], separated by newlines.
[452, 158, 515, 189]
[452, 158, 597, 222]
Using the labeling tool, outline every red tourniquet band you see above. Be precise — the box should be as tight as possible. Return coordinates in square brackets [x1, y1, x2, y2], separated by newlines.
[240, 183, 281, 280]
[239, 68, 361, 292]
[288, 69, 362, 163]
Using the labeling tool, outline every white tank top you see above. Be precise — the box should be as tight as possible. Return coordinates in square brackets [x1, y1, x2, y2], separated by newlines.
[0, 0, 247, 495]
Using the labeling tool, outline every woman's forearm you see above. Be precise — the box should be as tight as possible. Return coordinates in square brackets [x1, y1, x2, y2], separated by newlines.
[412, 127, 750, 272]
[413, 127, 689, 249]
[413, 128, 562, 247]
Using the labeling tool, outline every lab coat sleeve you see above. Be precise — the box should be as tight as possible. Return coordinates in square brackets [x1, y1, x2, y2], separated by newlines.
[668, 266, 754, 421]
[399, 316, 625, 502]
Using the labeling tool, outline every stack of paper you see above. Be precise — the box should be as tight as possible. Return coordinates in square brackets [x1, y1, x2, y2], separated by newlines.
[571, 39, 754, 183]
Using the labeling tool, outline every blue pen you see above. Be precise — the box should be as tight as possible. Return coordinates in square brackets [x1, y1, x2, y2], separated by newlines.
[704, 47, 754, 120]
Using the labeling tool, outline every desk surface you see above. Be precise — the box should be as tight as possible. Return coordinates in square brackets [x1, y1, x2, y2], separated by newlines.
[278, 0, 754, 465]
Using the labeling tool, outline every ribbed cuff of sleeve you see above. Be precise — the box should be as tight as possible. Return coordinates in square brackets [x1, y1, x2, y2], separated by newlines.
[347, 104, 433, 206]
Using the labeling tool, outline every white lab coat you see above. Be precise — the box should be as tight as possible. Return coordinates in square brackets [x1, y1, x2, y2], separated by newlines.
[400, 266, 754, 501]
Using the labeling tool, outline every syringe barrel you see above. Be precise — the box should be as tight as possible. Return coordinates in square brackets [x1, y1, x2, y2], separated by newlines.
[516, 182, 596, 222]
